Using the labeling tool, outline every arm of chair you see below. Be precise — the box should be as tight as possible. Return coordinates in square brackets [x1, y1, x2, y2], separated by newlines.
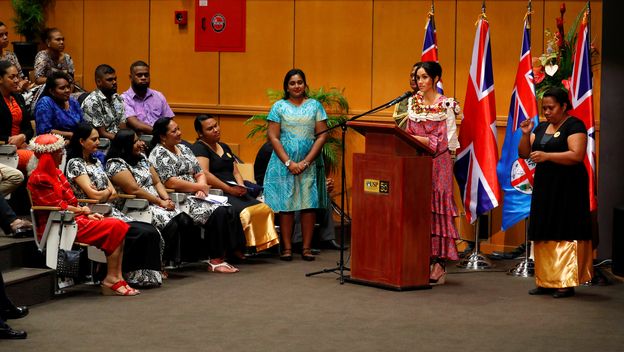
[122, 198, 150, 211]
[117, 194, 137, 199]
[31, 205, 62, 211]
[77, 198, 99, 204]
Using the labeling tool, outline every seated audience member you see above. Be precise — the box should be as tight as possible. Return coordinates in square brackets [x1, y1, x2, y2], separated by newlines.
[0, 271, 28, 339]
[0, 164, 32, 236]
[149, 117, 245, 273]
[27, 133, 139, 296]
[106, 129, 203, 264]
[0, 163, 23, 197]
[0, 60, 34, 170]
[33, 28, 75, 85]
[254, 141, 340, 250]
[191, 114, 279, 252]
[122, 61, 174, 134]
[0, 22, 30, 90]
[81, 64, 127, 140]
[0, 195, 32, 237]
[35, 71, 83, 139]
[65, 123, 163, 287]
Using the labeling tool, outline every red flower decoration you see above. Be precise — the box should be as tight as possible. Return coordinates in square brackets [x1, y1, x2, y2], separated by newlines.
[561, 79, 571, 91]
[534, 69, 545, 84]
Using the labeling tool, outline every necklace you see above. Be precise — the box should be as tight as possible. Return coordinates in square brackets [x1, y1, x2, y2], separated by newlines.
[410, 92, 445, 115]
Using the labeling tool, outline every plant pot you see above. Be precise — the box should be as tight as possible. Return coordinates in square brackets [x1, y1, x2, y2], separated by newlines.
[11, 41, 39, 70]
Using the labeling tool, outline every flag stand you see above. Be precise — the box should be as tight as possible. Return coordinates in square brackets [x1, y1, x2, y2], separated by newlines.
[457, 214, 494, 269]
[508, 218, 534, 277]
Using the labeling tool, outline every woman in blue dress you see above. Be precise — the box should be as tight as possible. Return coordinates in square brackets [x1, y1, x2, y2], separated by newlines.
[34, 71, 83, 139]
[264, 69, 328, 261]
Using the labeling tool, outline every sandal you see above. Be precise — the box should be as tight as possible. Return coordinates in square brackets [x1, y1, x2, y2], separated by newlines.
[101, 280, 140, 296]
[280, 248, 293, 262]
[301, 248, 315, 261]
[207, 261, 239, 273]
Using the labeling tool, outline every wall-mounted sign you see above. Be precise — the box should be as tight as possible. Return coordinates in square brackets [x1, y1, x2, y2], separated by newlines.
[195, 0, 246, 52]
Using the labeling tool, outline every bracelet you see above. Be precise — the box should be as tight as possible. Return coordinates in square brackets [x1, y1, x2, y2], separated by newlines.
[302, 160, 310, 168]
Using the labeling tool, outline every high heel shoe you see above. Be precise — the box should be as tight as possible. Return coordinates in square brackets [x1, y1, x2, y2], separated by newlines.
[280, 248, 293, 261]
[301, 248, 315, 261]
[101, 280, 140, 296]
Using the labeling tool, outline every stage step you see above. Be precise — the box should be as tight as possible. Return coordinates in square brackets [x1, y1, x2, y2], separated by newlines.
[0, 235, 44, 272]
[0, 235, 54, 306]
[3, 267, 55, 306]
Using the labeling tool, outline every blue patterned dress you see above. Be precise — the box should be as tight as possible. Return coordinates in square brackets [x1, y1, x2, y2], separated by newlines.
[264, 99, 328, 212]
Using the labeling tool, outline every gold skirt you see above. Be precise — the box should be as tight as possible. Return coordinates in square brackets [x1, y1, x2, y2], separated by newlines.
[239, 203, 279, 252]
[534, 240, 593, 288]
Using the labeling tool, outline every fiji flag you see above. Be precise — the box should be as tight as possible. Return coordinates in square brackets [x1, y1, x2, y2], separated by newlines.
[454, 16, 500, 224]
[568, 9, 597, 211]
[496, 19, 539, 230]
[421, 13, 444, 94]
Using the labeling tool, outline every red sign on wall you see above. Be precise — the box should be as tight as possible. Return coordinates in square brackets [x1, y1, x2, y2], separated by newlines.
[195, 0, 246, 52]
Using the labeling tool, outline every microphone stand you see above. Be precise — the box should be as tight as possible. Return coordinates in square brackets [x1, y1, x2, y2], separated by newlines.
[306, 92, 412, 283]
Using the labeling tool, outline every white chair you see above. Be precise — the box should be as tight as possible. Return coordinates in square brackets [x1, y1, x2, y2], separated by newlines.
[118, 194, 153, 224]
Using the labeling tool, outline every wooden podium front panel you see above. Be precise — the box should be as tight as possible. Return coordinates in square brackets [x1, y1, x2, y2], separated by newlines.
[351, 152, 432, 289]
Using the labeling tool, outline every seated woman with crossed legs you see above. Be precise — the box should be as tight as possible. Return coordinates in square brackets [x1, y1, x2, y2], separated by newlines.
[149, 117, 246, 273]
[27, 134, 138, 296]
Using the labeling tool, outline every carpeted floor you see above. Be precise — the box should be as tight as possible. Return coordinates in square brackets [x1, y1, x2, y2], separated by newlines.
[2, 250, 623, 352]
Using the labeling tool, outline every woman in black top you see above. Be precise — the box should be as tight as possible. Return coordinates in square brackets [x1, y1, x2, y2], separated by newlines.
[191, 115, 279, 253]
[518, 87, 592, 298]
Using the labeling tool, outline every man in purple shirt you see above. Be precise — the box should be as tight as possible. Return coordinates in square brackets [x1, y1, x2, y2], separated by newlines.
[121, 60, 174, 134]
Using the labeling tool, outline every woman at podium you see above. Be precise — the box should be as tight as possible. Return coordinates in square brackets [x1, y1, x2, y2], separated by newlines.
[264, 69, 329, 262]
[405, 61, 460, 284]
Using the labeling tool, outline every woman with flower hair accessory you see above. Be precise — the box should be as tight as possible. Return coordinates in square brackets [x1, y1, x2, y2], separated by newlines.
[405, 61, 461, 284]
[27, 133, 139, 296]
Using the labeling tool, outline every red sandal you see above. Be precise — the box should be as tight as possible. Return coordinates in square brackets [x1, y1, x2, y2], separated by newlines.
[101, 280, 140, 296]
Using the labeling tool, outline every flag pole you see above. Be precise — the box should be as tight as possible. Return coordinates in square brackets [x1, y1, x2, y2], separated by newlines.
[508, 0, 536, 278]
[509, 218, 535, 276]
[457, 0, 495, 271]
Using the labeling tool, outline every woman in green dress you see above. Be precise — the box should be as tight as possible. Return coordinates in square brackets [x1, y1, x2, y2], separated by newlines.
[264, 69, 328, 261]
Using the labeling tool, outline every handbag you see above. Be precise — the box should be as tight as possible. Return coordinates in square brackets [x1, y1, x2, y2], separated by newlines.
[56, 248, 83, 278]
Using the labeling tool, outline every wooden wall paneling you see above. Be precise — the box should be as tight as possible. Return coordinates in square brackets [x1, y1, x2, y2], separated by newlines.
[0, 4, 17, 39]
[371, 0, 425, 111]
[294, 0, 374, 112]
[220, 0, 295, 107]
[83, 0, 150, 92]
[149, 0, 219, 105]
[370, 0, 457, 110]
[46, 0, 85, 87]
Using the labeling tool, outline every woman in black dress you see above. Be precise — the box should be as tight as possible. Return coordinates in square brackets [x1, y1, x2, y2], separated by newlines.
[518, 87, 592, 298]
[191, 115, 279, 253]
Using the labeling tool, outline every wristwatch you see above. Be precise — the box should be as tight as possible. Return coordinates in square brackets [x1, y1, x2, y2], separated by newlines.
[285, 159, 292, 167]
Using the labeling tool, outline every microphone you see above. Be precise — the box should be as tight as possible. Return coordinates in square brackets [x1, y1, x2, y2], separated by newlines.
[388, 91, 413, 106]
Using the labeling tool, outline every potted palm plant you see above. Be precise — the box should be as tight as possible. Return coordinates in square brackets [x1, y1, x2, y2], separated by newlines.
[11, 0, 49, 70]
[245, 87, 349, 174]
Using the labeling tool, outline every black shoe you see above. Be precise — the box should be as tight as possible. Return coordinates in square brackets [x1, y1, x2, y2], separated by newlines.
[301, 248, 316, 261]
[490, 243, 527, 260]
[319, 240, 348, 250]
[0, 306, 28, 320]
[528, 287, 555, 295]
[0, 325, 27, 339]
[552, 288, 575, 298]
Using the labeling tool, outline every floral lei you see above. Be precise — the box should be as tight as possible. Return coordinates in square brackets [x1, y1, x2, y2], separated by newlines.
[409, 91, 459, 117]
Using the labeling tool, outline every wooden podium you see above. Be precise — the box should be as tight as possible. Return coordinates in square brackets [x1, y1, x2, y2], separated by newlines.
[345, 121, 433, 290]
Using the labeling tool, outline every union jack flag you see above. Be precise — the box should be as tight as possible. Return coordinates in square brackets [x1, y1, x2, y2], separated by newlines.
[454, 16, 500, 223]
[421, 13, 444, 94]
[496, 19, 539, 230]
[568, 9, 597, 211]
